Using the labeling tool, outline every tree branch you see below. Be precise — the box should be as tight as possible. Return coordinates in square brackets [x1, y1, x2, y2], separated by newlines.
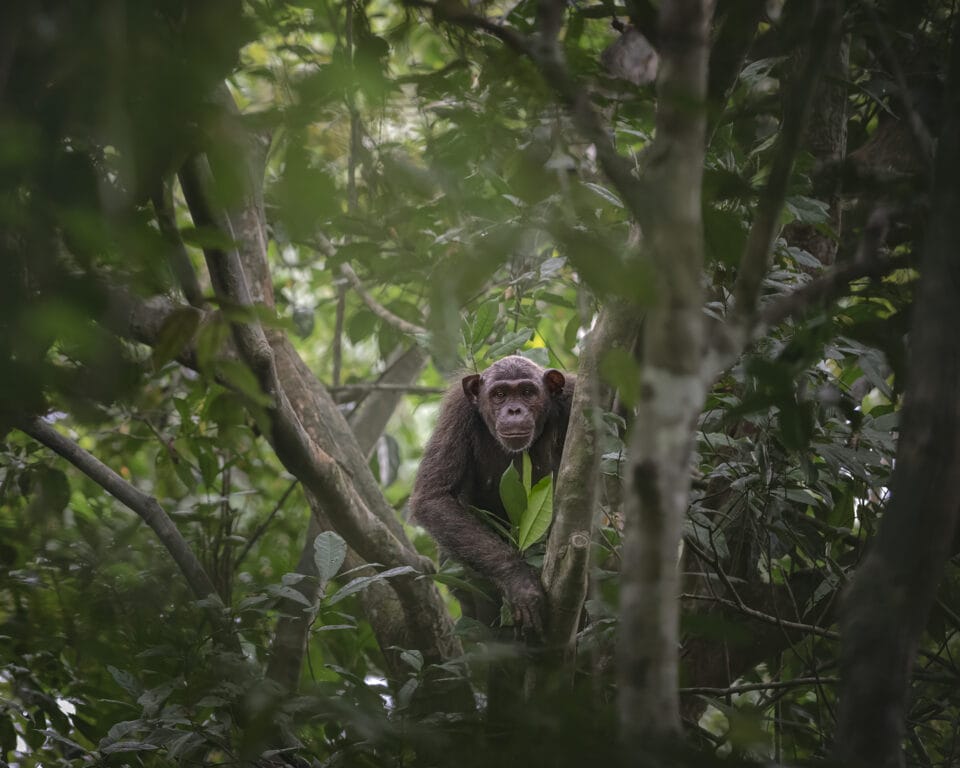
[680, 593, 840, 640]
[680, 677, 840, 697]
[756, 253, 910, 334]
[17, 417, 239, 651]
[339, 263, 427, 337]
[178, 154, 461, 664]
[346, 345, 429, 457]
[731, 1, 842, 324]
[330, 381, 444, 399]
[152, 180, 205, 308]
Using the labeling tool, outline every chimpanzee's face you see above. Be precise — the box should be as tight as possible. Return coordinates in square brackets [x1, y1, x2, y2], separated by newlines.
[462, 358, 565, 454]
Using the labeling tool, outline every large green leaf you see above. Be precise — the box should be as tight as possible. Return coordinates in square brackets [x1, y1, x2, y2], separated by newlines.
[499, 461, 526, 528]
[517, 474, 554, 552]
[313, 531, 348, 587]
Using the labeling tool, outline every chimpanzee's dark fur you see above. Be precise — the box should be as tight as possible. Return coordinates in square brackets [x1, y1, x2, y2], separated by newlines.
[410, 355, 574, 637]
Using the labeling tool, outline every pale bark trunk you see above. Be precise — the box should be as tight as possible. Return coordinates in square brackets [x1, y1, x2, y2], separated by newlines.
[617, 0, 711, 745]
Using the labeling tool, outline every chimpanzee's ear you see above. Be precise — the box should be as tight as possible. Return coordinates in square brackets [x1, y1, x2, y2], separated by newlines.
[462, 374, 482, 404]
[543, 369, 565, 397]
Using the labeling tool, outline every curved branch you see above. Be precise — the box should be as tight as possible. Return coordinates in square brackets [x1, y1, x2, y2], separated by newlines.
[152, 180, 205, 307]
[179, 155, 461, 664]
[17, 417, 239, 651]
[680, 677, 840, 697]
[339, 264, 427, 337]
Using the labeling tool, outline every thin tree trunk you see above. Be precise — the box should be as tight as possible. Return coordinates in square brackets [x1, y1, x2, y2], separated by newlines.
[537, 301, 640, 678]
[836, 11, 960, 767]
[617, 0, 710, 746]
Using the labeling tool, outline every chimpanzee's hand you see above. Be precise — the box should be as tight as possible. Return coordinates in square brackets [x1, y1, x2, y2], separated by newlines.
[502, 564, 545, 642]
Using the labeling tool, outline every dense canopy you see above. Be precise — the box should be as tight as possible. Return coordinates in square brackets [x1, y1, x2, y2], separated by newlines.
[1, 2, 960, 767]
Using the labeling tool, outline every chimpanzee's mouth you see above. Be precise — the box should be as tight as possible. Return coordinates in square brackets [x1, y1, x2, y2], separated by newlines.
[498, 431, 532, 440]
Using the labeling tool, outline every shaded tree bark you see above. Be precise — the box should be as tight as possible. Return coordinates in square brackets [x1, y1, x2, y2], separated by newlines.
[783, 30, 849, 267]
[539, 301, 640, 672]
[836, 11, 960, 767]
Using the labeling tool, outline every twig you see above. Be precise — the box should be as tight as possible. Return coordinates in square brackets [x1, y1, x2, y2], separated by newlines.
[329, 382, 445, 398]
[152, 180, 205, 307]
[707, 208, 907, 378]
[732, 2, 842, 324]
[333, 285, 346, 387]
[235, 478, 300, 570]
[680, 592, 840, 640]
[17, 417, 239, 650]
[339, 263, 427, 336]
[756, 252, 910, 334]
[680, 677, 840, 696]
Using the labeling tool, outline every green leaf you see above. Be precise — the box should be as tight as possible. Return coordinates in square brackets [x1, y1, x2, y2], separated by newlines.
[153, 308, 201, 369]
[107, 666, 142, 697]
[214, 359, 273, 407]
[517, 474, 554, 552]
[101, 741, 160, 755]
[522, 452, 532, 493]
[704, 206, 747, 267]
[469, 301, 499, 347]
[582, 181, 624, 208]
[499, 462, 526, 528]
[599, 347, 641, 408]
[313, 531, 347, 586]
[486, 329, 533, 360]
[268, 584, 312, 607]
[33, 466, 71, 516]
[195, 314, 230, 370]
[784, 195, 830, 226]
[468, 505, 516, 541]
[347, 309, 378, 344]
[400, 649, 424, 672]
[326, 566, 415, 605]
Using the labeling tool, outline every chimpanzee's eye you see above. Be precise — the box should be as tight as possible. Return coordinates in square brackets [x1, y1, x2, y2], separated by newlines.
[522, 387, 535, 398]
[493, 390, 506, 401]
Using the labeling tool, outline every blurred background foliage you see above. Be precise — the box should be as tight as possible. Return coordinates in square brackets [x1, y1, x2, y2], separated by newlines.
[0, 0, 957, 766]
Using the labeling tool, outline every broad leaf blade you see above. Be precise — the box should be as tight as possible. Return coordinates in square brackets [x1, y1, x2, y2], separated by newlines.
[499, 462, 526, 528]
[522, 452, 532, 493]
[517, 475, 554, 552]
[314, 531, 347, 586]
[326, 566, 415, 605]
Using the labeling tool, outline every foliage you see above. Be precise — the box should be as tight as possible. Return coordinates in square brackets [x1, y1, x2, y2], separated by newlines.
[1, 0, 958, 766]
[498, 452, 555, 552]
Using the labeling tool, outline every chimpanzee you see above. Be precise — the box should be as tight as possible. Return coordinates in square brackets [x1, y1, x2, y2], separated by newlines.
[410, 355, 574, 638]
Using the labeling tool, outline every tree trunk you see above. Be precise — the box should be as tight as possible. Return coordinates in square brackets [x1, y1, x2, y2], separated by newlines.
[537, 301, 640, 677]
[617, 0, 710, 747]
[836, 12, 960, 766]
